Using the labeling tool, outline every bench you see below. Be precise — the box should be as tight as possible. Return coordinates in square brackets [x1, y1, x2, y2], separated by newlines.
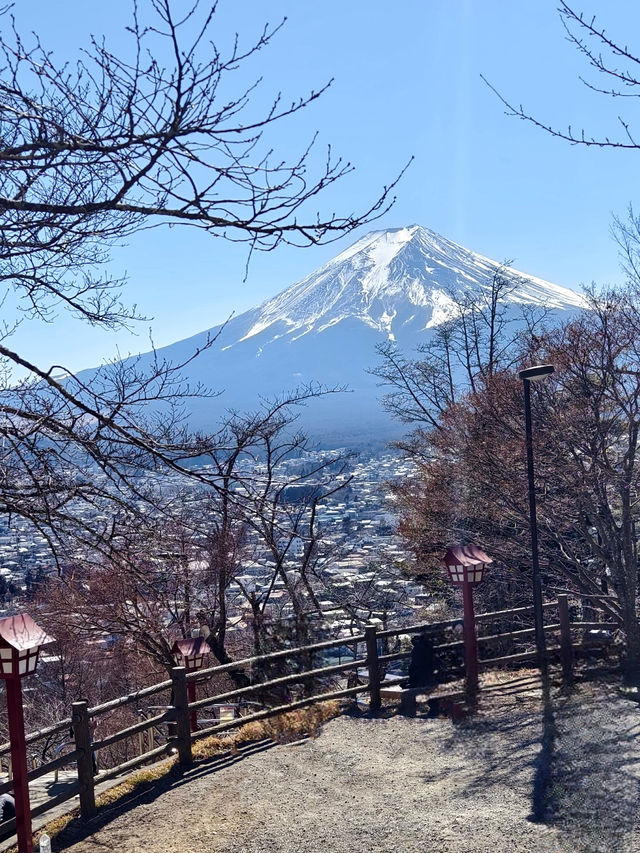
[379, 683, 465, 717]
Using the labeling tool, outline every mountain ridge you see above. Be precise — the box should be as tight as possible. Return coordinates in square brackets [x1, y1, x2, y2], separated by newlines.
[211, 225, 584, 355]
[84, 225, 586, 447]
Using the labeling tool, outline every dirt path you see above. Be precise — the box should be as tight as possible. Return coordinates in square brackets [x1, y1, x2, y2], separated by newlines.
[53, 673, 640, 853]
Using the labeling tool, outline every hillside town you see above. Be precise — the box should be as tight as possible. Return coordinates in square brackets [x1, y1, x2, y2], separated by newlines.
[224, 451, 427, 640]
[0, 451, 427, 638]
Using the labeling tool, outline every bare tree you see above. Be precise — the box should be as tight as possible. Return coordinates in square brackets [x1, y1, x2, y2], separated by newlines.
[483, 2, 640, 150]
[37, 395, 354, 683]
[371, 263, 551, 445]
[0, 0, 403, 567]
[226, 428, 352, 651]
[0, 0, 403, 307]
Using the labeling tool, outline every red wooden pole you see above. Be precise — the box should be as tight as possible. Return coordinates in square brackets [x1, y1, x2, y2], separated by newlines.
[6, 679, 33, 853]
[462, 576, 479, 701]
[188, 678, 197, 732]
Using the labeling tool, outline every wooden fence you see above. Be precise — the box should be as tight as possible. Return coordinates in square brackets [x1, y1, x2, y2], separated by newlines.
[0, 593, 622, 840]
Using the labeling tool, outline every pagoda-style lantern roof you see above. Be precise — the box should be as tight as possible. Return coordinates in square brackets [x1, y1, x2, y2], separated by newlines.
[0, 614, 54, 678]
[443, 544, 492, 586]
[171, 636, 210, 671]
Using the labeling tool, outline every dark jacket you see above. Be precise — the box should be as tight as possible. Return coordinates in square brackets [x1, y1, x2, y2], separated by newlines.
[0, 794, 15, 822]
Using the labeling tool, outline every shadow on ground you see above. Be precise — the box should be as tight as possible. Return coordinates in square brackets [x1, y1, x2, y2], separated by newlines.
[549, 676, 640, 853]
[438, 672, 545, 810]
[51, 738, 281, 851]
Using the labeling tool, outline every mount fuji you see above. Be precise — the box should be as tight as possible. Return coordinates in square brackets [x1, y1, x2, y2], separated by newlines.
[107, 226, 586, 447]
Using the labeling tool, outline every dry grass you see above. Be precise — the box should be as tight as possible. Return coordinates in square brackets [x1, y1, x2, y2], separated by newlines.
[94, 758, 178, 808]
[480, 667, 541, 688]
[192, 700, 341, 759]
[10, 701, 342, 852]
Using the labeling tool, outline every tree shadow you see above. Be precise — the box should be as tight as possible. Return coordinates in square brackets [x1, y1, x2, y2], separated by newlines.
[427, 670, 554, 820]
[346, 685, 544, 806]
[411, 669, 640, 850]
[548, 679, 640, 851]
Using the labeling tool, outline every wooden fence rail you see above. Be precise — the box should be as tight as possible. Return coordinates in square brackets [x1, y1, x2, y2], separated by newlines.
[188, 657, 367, 713]
[0, 593, 621, 842]
[91, 711, 172, 753]
[87, 679, 173, 719]
[193, 683, 370, 742]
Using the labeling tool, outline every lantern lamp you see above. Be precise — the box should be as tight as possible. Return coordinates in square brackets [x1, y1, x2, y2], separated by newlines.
[0, 615, 54, 853]
[171, 635, 211, 733]
[0, 614, 53, 679]
[171, 636, 211, 673]
[443, 544, 492, 586]
[442, 545, 492, 702]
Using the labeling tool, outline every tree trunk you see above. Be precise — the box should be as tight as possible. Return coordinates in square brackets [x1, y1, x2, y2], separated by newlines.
[205, 632, 250, 688]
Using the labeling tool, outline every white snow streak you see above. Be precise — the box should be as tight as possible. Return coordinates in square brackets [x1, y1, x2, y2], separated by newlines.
[228, 225, 585, 349]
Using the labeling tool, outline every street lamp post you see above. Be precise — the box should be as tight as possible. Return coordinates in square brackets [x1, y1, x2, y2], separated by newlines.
[0, 614, 54, 853]
[519, 364, 555, 667]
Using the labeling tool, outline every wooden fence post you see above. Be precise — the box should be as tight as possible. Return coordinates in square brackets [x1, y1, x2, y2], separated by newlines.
[171, 667, 193, 767]
[558, 595, 574, 684]
[72, 700, 96, 819]
[365, 625, 381, 713]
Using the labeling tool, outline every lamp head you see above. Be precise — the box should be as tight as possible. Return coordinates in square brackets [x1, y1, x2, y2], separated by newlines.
[0, 614, 54, 679]
[518, 364, 555, 382]
[442, 544, 492, 586]
[171, 636, 210, 671]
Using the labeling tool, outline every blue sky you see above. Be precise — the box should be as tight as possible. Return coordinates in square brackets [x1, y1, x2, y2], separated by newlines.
[9, 0, 640, 371]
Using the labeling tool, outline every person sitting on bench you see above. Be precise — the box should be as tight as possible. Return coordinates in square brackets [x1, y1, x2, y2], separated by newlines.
[408, 633, 438, 689]
[0, 794, 15, 822]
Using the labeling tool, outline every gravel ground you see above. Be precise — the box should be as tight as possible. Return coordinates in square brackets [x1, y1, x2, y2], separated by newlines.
[55, 671, 640, 853]
[551, 677, 640, 852]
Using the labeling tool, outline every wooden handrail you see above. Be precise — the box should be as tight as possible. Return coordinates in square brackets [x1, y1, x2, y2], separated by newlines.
[26, 750, 80, 783]
[377, 650, 411, 665]
[0, 717, 73, 759]
[479, 624, 561, 643]
[88, 679, 173, 718]
[193, 683, 368, 741]
[376, 601, 562, 642]
[547, 588, 620, 602]
[189, 633, 366, 683]
[375, 619, 462, 640]
[189, 657, 367, 713]
[94, 744, 171, 785]
[92, 710, 172, 753]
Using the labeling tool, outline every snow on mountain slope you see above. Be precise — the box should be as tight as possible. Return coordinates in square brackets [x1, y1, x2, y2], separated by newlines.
[222, 225, 584, 352]
[87, 226, 586, 446]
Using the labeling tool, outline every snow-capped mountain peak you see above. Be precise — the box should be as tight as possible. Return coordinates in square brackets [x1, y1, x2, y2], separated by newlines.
[90, 225, 586, 446]
[234, 225, 584, 349]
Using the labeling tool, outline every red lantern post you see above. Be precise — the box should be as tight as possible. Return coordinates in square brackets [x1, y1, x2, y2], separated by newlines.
[171, 636, 210, 732]
[0, 614, 54, 853]
[442, 545, 492, 701]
